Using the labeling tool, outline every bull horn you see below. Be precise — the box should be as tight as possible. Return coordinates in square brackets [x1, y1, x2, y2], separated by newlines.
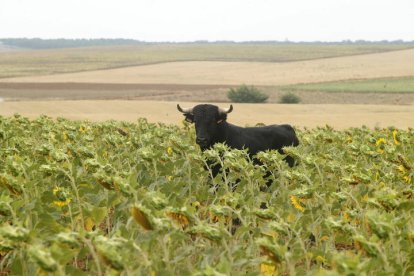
[218, 105, 233, 114]
[177, 104, 193, 114]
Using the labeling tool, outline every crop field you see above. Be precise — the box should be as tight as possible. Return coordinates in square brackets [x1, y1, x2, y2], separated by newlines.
[4, 48, 414, 87]
[0, 115, 413, 275]
[0, 43, 413, 79]
[283, 77, 414, 94]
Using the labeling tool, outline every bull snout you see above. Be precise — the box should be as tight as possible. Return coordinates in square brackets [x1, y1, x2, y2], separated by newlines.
[196, 137, 209, 147]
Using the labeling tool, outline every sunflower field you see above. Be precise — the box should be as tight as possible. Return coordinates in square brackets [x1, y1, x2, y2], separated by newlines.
[0, 114, 413, 275]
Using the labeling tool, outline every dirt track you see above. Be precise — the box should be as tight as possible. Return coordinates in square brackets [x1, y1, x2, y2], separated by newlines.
[1, 100, 413, 129]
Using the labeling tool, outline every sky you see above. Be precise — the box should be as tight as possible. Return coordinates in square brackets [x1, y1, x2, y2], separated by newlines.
[0, 0, 413, 42]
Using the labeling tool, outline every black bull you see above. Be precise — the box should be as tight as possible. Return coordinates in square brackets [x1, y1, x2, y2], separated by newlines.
[177, 104, 299, 180]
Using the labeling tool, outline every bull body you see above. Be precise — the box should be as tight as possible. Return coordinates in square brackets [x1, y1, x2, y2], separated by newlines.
[213, 123, 298, 158]
[178, 104, 299, 178]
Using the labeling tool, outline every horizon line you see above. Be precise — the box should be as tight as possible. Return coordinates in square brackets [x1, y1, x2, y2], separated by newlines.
[1, 38, 414, 44]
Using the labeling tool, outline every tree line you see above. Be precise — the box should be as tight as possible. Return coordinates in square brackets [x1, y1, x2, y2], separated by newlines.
[1, 38, 413, 49]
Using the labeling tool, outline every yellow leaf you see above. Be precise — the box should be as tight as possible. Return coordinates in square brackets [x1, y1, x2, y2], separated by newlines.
[260, 263, 277, 276]
[53, 199, 71, 207]
[287, 213, 295, 223]
[37, 268, 48, 276]
[393, 129, 400, 145]
[343, 212, 350, 222]
[84, 217, 95, 231]
[289, 195, 305, 213]
[315, 255, 326, 263]
[131, 206, 153, 230]
[361, 193, 369, 203]
[320, 235, 329, 241]
[398, 165, 406, 174]
[52, 187, 59, 195]
[376, 138, 386, 146]
[167, 212, 190, 228]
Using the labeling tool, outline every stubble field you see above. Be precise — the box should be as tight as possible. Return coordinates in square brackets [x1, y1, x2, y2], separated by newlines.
[1, 43, 412, 78]
[3, 48, 414, 86]
[0, 100, 413, 129]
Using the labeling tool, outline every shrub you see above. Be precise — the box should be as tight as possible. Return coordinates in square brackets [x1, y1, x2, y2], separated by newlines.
[279, 92, 301, 104]
[227, 85, 268, 103]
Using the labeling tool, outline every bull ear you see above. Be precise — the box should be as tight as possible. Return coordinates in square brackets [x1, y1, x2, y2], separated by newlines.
[217, 104, 232, 123]
[177, 104, 195, 123]
[184, 113, 194, 123]
[217, 112, 227, 124]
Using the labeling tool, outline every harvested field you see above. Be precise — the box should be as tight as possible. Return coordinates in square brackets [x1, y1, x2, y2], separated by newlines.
[1, 100, 413, 129]
[1, 43, 412, 78]
[3, 49, 414, 86]
[284, 76, 414, 93]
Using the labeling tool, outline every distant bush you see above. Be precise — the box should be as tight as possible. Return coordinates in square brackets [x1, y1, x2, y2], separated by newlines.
[279, 92, 301, 104]
[227, 85, 269, 103]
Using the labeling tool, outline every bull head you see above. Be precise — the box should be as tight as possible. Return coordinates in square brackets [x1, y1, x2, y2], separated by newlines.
[177, 104, 233, 149]
[177, 104, 233, 123]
